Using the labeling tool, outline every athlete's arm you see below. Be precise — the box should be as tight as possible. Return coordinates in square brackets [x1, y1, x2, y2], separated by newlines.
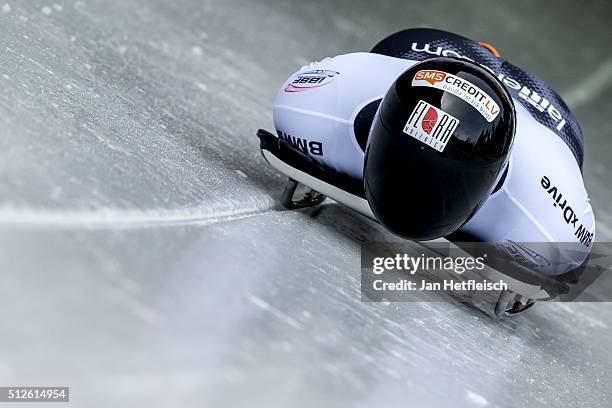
[460, 104, 595, 275]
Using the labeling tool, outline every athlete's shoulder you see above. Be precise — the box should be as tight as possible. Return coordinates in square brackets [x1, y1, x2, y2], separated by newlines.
[278, 52, 410, 92]
[274, 52, 412, 119]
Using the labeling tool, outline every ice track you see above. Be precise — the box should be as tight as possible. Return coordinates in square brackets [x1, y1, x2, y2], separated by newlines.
[1, 0, 611, 407]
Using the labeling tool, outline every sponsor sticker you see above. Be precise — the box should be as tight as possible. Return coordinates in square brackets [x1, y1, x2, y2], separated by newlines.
[284, 70, 339, 92]
[412, 70, 500, 122]
[541, 175, 593, 247]
[276, 130, 323, 156]
[404, 100, 459, 152]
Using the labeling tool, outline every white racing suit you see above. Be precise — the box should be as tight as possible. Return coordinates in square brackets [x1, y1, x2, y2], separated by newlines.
[271, 29, 595, 275]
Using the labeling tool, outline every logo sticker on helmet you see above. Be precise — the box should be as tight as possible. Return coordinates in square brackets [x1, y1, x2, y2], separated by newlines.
[404, 100, 459, 152]
[284, 70, 340, 93]
[412, 70, 500, 122]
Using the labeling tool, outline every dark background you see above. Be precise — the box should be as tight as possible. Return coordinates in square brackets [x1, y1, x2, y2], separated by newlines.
[0, 1, 610, 407]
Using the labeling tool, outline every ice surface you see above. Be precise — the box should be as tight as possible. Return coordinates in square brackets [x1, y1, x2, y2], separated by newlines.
[0, 0, 611, 407]
[1, 207, 611, 407]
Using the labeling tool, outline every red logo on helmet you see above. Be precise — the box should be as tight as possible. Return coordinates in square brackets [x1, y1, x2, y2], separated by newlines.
[404, 100, 460, 153]
[421, 107, 438, 134]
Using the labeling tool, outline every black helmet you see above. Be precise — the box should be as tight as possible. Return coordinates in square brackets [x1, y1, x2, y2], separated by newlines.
[364, 57, 516, 240]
